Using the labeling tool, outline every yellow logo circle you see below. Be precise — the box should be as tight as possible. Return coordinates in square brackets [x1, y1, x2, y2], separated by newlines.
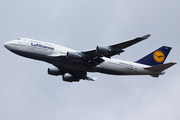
[153, 50, 165, 63]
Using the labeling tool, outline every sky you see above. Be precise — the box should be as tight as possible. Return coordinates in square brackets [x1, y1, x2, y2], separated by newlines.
[0, 0, 180, 120]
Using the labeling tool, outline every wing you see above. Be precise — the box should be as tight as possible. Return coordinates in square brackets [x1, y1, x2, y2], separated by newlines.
[82, 34, 150, 60]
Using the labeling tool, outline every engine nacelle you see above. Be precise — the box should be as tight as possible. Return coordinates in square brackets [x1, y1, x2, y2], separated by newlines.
[48, 68, 63, 76]
[96, 46, 110, 54]
[63, 73, 79, 82]
[66, 52, 82, 59]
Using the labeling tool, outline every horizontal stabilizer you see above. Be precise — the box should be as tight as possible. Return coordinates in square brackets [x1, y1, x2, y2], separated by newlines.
[144, 62, 176, 72]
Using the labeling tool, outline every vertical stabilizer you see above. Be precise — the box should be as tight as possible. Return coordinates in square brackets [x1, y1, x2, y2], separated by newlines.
[136, 46, 172, 66]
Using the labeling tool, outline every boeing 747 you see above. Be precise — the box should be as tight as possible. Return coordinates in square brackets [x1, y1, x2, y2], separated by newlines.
[4, 34, 176, 82]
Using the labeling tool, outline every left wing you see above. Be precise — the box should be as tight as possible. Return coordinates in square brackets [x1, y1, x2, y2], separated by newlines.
[81, 34, 151, 64]
[83, 34, 150, 58]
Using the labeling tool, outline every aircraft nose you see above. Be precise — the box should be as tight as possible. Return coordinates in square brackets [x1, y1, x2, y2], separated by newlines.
[4, 41, 13, 50]
[4, 42, 9, 49]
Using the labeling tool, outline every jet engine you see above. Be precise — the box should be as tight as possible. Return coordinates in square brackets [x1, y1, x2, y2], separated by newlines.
[48, 68, 63, 76]
[96, 46, 111, 54]
[63, 73, 79, 82]
[66, 52, 82, 59]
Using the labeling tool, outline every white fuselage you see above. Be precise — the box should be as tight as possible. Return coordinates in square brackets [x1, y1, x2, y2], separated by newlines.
[4, 38, 163, 76]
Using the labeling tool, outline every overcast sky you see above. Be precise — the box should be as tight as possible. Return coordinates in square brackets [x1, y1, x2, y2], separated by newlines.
[0, 0, 180, 120]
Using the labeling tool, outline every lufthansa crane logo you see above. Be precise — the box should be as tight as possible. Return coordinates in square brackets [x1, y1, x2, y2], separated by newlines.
[153, 50, 165, 63]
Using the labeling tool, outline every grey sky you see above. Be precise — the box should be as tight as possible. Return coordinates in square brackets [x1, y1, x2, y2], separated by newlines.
[0, 0, 180, 120]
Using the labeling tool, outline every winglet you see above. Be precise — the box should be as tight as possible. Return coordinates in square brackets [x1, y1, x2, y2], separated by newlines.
[141, 34, 151, 40]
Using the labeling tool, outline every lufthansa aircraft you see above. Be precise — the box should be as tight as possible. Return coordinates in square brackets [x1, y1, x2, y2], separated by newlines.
[4, 34, 176, 82]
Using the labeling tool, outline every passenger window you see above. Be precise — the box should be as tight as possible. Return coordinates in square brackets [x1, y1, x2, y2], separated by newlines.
[16, 38, 21, 40]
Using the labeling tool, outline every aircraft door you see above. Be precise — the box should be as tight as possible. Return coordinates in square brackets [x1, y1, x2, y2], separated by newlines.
[26, 41, 31, 50]
[49, 48, 53, 54]
[134, 67, 137, 72]
[22, 39, 31, 50]
[15, 40, 22, 50]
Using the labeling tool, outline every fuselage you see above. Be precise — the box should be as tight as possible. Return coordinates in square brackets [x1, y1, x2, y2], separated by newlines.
[4, 38, 164, 77]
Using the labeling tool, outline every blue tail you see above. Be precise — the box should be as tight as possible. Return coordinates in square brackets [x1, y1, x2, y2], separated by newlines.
[135, 46, 172, 66]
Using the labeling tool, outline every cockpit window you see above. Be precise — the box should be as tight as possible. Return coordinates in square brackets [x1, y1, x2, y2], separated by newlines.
[16, 38, 21, 40]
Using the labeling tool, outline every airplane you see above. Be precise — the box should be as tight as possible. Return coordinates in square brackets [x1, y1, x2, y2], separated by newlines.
[4, 34, 176, 82]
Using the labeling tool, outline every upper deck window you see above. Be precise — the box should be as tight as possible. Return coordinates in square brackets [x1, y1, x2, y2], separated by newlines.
[16, 38, 21, 40]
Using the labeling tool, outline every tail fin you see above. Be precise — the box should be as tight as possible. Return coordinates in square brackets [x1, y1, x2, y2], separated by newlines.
[136, 46, 172, 66]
